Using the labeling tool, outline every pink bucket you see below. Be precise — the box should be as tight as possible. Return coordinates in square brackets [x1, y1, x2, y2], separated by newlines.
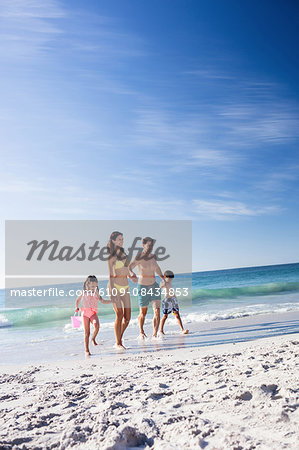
[71, 314, 82, 328]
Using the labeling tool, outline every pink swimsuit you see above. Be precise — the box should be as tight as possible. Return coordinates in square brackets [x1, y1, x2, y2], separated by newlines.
[81, 292, 98, 319]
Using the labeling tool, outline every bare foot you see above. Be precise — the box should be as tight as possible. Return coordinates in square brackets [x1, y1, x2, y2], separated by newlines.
[85, 351, 91, 356]
[182, 329, 189, 334]
[92, 338, 98, 346]
[140, 333, 147, 339]
[160, 330, 165, 335]
[114, 343, 126, 350]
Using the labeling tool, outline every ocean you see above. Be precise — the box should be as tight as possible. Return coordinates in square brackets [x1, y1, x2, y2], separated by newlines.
[1, 262, 299, 364]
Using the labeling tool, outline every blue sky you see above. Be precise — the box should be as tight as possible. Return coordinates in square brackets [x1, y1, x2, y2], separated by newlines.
[0, 0, 298, 277]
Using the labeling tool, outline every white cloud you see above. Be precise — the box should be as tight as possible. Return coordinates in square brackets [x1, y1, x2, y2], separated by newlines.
[255, 165, 299, 192]
[129, 81, 299, 180]
[0, 0, 64, 19]
[0, 0, 145, 64]
[183, 69, 235, 80]
[183, 68, 299, 144]
[188, 149, 235, 168]
[0, 0, 65, 59]
[220, 107, 299, 143]
[130, 107, 238, 175]
[193, 199, 281, 220]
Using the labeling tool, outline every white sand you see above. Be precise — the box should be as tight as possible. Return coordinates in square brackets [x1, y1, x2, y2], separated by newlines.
[0, 333, 298, 449]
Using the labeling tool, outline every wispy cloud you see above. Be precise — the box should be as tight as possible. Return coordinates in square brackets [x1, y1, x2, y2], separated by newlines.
[0, 169, 281, 221]
[219, 104, 299, 144]
[193, 199, 281, 220]
[183, 69, 236, 80]
[44, 194, 281, 222]
[0, 0, 65, 60]
[0, 4, 297, 228]
[255, 164, 299, 192]
[129, 73, 299, 180]
[130, 107, 239, 175]
[0, 0, 145, 66]
[110, 171, 155, 186]
[183, 68, 299, 144]
[0, 0, 64, 18]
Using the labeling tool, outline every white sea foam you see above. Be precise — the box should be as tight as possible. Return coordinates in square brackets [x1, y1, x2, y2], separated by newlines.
[184, 303, 299, 323]
[0, 314, 12, 328]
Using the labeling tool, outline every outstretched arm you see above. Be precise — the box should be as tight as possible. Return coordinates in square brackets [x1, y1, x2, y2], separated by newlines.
[75, 294, 82, 311]
[160, 279, 166, 288]
[155, 260, 164, 280]
[107, 256, 115, 291]
[128, 257, 138, 282]
[97, 292, 112, 304]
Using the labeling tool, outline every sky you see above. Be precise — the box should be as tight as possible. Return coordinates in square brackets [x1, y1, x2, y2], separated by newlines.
[0, 0, 298, 281]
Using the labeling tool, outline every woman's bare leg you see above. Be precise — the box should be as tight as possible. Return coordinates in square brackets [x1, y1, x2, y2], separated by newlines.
[120, 293, 131, 339]
[121, 308, 131, 337]
[113, 302, 125, 347]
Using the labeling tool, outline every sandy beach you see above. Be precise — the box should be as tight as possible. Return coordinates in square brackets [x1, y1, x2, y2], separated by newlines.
[0, 332, 298, 450]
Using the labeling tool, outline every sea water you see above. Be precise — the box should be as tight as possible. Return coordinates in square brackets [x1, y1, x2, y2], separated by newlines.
[1, 263, 298, 364]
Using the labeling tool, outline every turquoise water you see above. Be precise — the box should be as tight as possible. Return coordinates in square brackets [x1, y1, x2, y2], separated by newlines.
[1, 262, 299, 328]
[0, 263, 298, 364]
[190, 262, 299, 320]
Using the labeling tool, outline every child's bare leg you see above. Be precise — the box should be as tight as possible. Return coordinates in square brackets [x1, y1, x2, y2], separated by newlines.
[91, 315, 99, 346]
[173, 311, 189, 334]
[160, 314, 168, 334]
[83, 316, 91, 355]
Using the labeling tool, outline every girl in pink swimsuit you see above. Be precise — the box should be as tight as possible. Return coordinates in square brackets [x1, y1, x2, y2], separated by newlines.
[75, 275, 111, 356]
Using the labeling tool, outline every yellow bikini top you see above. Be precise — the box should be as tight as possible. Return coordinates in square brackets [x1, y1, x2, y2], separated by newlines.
[114, 259, 125, 270]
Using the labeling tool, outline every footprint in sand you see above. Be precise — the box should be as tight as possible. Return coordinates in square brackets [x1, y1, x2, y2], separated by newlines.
[236, 391, 253, 401]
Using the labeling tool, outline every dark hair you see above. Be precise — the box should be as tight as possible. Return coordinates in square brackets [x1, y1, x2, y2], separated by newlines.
[142, 237, 155, 256]
[107, 231, 127, 261]
[164, 270, 174, 278]
[142, 236, 154, 245]
[83, 275, 98, 291]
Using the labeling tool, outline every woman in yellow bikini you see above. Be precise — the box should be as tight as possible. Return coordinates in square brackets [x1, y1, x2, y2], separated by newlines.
[107, 231, 137, 349]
